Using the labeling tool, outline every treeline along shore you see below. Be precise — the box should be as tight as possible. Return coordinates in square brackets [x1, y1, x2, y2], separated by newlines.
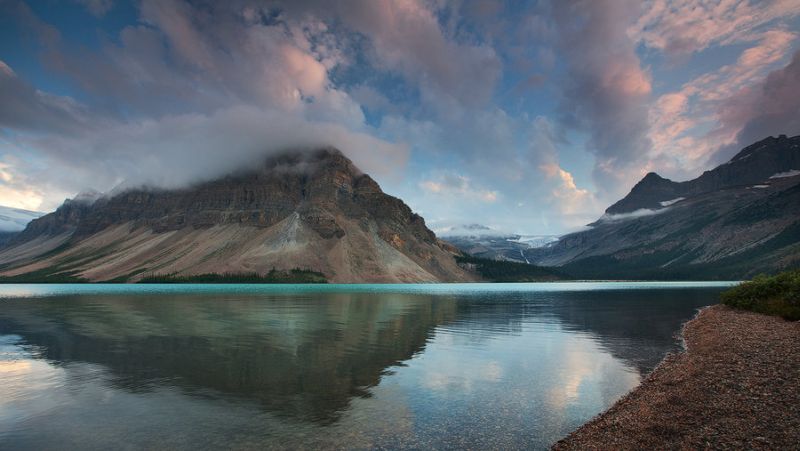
[553, 270, 800, 449]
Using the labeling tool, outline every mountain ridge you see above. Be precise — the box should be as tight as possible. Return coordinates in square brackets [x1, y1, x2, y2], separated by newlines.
[0, 148, 476, 283]
[530, 134, 800, 279]
[606, 134, 800, 214]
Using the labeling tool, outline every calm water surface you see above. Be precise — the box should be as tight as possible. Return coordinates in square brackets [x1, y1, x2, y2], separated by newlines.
[0, 282, 734, 450]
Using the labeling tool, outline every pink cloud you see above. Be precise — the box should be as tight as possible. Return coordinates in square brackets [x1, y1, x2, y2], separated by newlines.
[140, 0, 216, 71]
[630, 0, 800, 55]
[539, 163, 596, 218]
[646, 29, 798, 177]
[418, 173, 499, 202]
[550, 0, 654, 200]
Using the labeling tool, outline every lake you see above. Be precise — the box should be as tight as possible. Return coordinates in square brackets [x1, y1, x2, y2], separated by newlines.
[0, 282, 735, 450]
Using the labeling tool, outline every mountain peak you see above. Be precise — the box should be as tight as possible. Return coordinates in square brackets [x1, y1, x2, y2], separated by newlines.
[605, 171, 679, 214]
[1, 147, 472, 283]
[71, 189, 104, 205]
[635, 171, 673, 188]
[641, 171, 665, 181]
[607, 134, 800, 214]
[261, 146, 352, 171]
[729, 134, 796, 163]
[533, 134, 800, 279]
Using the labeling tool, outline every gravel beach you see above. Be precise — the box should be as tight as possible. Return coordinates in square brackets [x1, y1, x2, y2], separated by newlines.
[553, 305, 800, 450]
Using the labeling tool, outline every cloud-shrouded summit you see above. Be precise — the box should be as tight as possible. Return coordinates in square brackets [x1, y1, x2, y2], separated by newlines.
[1, 0, 799, 234]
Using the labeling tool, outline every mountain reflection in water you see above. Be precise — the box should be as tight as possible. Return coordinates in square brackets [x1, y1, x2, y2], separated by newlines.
[0, 283, 730, 449]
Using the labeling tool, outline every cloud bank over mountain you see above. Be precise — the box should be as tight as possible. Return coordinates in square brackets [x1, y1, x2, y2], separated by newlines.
[0, 0, 799, 233]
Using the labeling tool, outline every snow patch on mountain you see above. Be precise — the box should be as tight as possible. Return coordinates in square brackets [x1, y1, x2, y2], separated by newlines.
[438, 224, 560, 249]
[508, 235, 560, 248]
[659, 197, 685, 207]
[769, 169, 800, 179]
[598, 208, 667, 223]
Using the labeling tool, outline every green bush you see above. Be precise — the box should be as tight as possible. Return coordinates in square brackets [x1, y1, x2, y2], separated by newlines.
[721, 269, 800, 320]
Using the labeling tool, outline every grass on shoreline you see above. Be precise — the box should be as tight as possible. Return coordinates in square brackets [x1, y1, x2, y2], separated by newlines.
[721, 269, 800, 320]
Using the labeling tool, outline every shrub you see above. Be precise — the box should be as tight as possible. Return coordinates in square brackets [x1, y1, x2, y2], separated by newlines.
[721, 269, 800, 320]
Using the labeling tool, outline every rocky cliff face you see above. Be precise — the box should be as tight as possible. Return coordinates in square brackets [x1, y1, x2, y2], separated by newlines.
[0, 148, 474, 283]
[530, 135, 800, 279]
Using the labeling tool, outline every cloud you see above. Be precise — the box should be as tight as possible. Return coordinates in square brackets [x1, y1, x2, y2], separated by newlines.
[379, 107, 529, 183]
[597, 207, 668, 223]
[73, 0, 114, 17]
[686, 29, 796, 103]
[276, 0, 502, 111]
[0, 0, 412, 210]
[432, 223, 513, 238]
[14, 0, 363, 119]
[419, 173, 498, 202]
[630, 0, 800, 55]
[713, 49, 800, 162]
[545, 0, 799, 193]
[348, 85, 399, 114]
[1, 0, 509, 212]
[0, 160, 46, 211]
[539, 163, 597, 225]
[3, 105, 407, 210]
[550, 0, 653, 199]
[3, 0, 796, 234]
[332, 0, 502, 109]
[646, 32, 799, 175]
[0, 61, 91, 134]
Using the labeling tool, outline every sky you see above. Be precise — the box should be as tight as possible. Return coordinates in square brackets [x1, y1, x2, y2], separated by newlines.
[0, 0, 799, 235]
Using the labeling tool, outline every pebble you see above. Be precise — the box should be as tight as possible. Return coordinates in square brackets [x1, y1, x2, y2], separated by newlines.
[552, 305, 800, 450]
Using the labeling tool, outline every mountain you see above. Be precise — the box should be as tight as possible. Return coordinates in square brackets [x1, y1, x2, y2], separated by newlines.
[440, 225, 559, 264]
[529, 135, 800, 279]
[0, 205, 44, 247]
[606, 134, 800, 214]
[0, 148, 475, 283]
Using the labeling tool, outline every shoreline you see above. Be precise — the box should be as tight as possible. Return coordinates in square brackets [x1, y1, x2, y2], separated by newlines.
[553, 304, 800, 449]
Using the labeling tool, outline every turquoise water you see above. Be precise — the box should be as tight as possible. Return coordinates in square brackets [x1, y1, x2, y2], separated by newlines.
[0, 282, 735, 449]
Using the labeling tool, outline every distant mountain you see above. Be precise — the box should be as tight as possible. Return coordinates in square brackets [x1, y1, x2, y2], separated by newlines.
[0, 206, 43, 247]
[529, 135, 800, 279]
[441, 224, 559, 263]
[0, 149, 476, 283]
